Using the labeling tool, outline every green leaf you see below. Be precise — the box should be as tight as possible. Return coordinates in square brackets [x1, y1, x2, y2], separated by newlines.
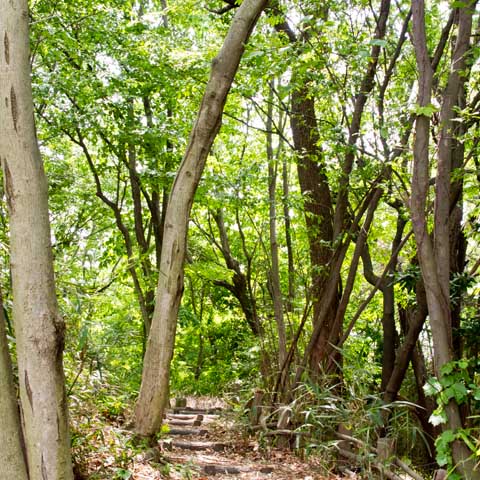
[457, 430, 476, 452]
[412, 103, 439, 117]
[369, 39, 387, 47]
[436, 452, 449, 467]
[435, 430, 455, 467]
[458, 359, 469, 369]
[114, 469, 132, 480]
[449, 382, 468, 403]
[424, 378, 442, 396]
[473, 387, 480, 401]
[441, 361, 455, 375]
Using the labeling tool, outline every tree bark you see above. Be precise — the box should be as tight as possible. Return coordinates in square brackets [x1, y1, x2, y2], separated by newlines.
[0, 1, 73, 478]
[0, 289, 29, 480]
[362, 211, 406, 391]
[266, 85, 287, 368]
[383, 282, 428, 405]
[410, 1, 479, 477]
[134, 0, 268, 436]
[281, 156, 295, 311]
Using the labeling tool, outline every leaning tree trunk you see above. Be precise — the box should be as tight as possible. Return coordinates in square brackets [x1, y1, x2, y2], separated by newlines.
[0, 2, 73, 479]
[0, 290, 29, 480]
[134, 0, 268, 436]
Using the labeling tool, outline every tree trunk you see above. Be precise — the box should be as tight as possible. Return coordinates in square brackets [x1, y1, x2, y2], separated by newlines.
[411, 343, 438, 462]
[383, 283, 428, 405]
[362, 211, 406, 391]
[274, 0, 390, 374]
[212, 209, 262, 336]
[281, 156, 295, 311]
[410, 1, 479, 477]
[0, 290, 29, 480]
[270, 11, 337, 375]
[266, 85, 287, 368]
[0, 1, 73, 478]
[134, 0, 268, 436]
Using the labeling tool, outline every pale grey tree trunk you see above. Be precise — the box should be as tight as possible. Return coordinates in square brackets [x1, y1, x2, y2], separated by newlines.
[134, 0, 268, 436]
[0, 290, 29, 480]
[0, 1, 73, 478]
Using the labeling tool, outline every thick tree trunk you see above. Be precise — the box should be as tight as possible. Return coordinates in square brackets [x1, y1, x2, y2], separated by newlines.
[0, 2, 73, 478]
[271, 11, 337, 375]
[289, 89, 338, 373]
[0, 290, 29, 480]
[274, 0, 390, 374]
[134, 0, 268, 436]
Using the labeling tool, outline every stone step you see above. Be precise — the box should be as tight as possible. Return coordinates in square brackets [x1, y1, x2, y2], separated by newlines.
[203, 464, 274, 475]
[166, 413, 199, 421]
[172, 407, 221, 415]
[166, 428, 209, 436]
[162, 440, 228, 452]
[168, 418, 203, 427]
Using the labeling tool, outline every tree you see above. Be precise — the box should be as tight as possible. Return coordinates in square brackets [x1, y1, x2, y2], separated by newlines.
[410, 0, 480, 476]
[0, 288, 28, 480]
[0, 1, 73, 478]
[134, 0, 268, 436]
[13, 0, 479, 474]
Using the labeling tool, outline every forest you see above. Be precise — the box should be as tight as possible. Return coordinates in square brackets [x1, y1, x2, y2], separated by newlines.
[0, 0, 479, 479]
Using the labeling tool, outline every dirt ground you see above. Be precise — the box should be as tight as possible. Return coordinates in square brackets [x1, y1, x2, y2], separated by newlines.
[130, 397, 344, 480]
[73, 396, 353, 480]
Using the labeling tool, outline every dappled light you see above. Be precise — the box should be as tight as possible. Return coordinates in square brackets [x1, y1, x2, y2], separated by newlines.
[0, 0, 479, 479]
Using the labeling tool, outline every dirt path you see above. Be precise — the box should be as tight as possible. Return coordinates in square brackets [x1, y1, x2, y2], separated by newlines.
[129, 399, 341, 480]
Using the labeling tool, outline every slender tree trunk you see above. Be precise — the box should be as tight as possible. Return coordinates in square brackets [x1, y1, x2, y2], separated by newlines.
[281, 157, 295, 311]
[411, 1, 479, 476]
[0, 290, 29, 480]
[134, 0, 268, 436]
[383, 282, 428, 405]
[212, 209, 262, 336]
[0, 1, 73, 478]
[266, 85, 287, 368]
[362, 212, 406, 391]
[410, 343, 438, 461]
[450, 83, 468, 358]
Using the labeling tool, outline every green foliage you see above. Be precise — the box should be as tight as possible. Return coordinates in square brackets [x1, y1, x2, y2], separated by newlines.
[411, 103, 440, 118]
[6, 0, 477, 475]
[171, 308, 259, 395]
[424, 359, 480, 470]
